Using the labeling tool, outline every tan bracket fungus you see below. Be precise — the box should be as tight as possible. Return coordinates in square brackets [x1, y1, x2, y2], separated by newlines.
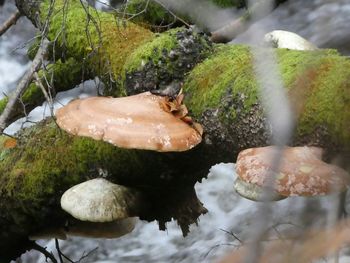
[55, 92, 202, 152]
[234, 146, 349, 200]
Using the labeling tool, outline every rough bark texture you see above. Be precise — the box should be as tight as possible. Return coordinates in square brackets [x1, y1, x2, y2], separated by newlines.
[1, 0, 349, 261]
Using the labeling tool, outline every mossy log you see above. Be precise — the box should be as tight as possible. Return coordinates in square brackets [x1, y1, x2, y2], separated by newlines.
[1, 0, 349, 261]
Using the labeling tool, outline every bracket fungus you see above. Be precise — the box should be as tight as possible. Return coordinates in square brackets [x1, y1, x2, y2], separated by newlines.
[55, 92, 202, 152]
[234, 146, 349, 201]
[61, 178, 142, 222]
[264, 30, 318, 51]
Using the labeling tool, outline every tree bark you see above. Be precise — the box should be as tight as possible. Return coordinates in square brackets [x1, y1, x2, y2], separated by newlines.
[1, 0, 349, 261]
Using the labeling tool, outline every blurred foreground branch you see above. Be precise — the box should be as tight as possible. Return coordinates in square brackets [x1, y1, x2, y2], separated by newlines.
[219, 217, 350, 263]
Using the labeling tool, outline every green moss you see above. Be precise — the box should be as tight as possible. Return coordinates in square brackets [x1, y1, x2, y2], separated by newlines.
[184, 44, 349, 146]
[40, 0, 154, 89]
[274, 48, 349, 145]
[0, 120, 138, 202]
[0, 97, 8, 114]
[123, 28, 180, 74]
[276, 48, 340, 88]
[123, 0, 175, 29]
[184, 44, 257, 117]
[27, 37, 41, 60]
[211, 0, 246, 8]
[297, 55, 350, 145]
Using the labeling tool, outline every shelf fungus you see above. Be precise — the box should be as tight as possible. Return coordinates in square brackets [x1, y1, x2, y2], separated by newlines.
[234, 146, 349, 201]
[264, 30, 318, 51]
[61, 178, 142, 222]
[55, 91, 202, 152]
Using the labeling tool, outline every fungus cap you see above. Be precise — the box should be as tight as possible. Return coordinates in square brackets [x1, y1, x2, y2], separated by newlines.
[236, 146, 349, 197]
[55, 92, 202, 152]
[264, 30, 318, 51]
[61, 178, 141, 222]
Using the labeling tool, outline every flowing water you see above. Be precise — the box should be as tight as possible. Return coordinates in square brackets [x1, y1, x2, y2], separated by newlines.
[1, 0, 350, 262]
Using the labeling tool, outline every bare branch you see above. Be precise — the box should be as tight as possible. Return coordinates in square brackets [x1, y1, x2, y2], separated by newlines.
[0, 11, 21, 37]
[33, 72, 54, 116]
[0, 39, 50, 133]
[31, 241, 58, 263]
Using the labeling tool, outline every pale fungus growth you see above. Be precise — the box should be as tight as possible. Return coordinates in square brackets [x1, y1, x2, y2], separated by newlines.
[55, 91, 202, 152]
[234, 146, 349, 199]
[264, 30, 318, 51]
[60, 178, 142, 222]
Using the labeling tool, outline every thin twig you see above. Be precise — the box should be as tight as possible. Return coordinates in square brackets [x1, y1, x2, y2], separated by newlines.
[33, 72, 54, 116]
[54, 238, 75, 263]
[0, 39, 50, 133]
[55, 239, 64, 263]
[0, 11, 21, 37]
[77, 247, 99, 263]
[203, 243, 237, 259]
[31, 241, 58, 263]
[153, 0, 190, 28]
[219, 228, 243, 244]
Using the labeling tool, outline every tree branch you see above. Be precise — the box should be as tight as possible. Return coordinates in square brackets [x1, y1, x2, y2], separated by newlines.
[30, 241, 58, 263]
[0, 10, 21, 37]
[0, 39, 49, 133]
